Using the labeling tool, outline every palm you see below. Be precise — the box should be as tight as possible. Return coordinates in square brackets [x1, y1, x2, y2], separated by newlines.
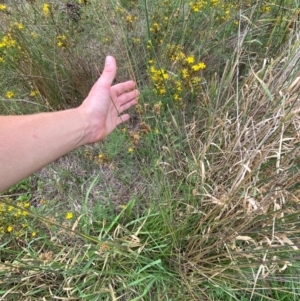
[80, 56, 138, 142]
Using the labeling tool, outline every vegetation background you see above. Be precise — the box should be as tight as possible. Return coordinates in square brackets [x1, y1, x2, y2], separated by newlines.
[1, 0, 300, 300]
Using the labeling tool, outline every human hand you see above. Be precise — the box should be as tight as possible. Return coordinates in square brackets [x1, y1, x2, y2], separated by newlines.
[79, 56, 139, 143]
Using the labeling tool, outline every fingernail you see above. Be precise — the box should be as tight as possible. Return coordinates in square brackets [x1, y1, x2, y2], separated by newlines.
[105, 56, 113, 65]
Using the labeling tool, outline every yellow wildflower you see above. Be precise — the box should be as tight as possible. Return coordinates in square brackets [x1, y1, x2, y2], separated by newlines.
[133, 38, 140, 43]
[186, 55, 195, 64]
[56, 35, 67, 48]
[5, 90, 14, 98]
[162, 72, 169, 80]
[97, 153, 109, 164]
[7, 225, 13, 232]
[175, 51, 186, 61]
[150, 22, 160, 33]
[128, 147, 134, 153]
[65, 212, 73, 220]
[191, 62, 206, 71]
[260, 5, 271, 13]
[102, 37, 110, 43]
[158, 87, 166, 95]
[211, 0, 219, 6]
[31, 231, 37, 237]
[175, 81, 182, 92]
[14, 22, 24, 30]
[198, 62, 206, 69]
[182, 69, 189, 79]
[0, 34, 16, 48]
[0, 4, 6, 11]
[192, 77, 201, 85]
[30, 90, 38, 97]
[189, 1, 203, 12]
[42, 3, 50, 17]
[14, 209, 21, 218]
[126, 15, 133, 23]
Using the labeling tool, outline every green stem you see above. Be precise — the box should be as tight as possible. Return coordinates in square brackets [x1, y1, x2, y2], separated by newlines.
[144, 0, 151, 41]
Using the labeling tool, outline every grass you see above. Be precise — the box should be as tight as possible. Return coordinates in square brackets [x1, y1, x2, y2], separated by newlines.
[1, 0, 300, 300]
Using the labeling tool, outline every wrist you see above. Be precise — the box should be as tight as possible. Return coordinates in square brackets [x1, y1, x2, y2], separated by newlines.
[76, 105, 104, 145]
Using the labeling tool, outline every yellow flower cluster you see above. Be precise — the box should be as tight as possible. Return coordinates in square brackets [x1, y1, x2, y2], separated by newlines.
[97, 153, 110, 165]
[14, 22, 24, 30]
[149, 19, 168, 46]
[0, 33, 16, 49]
[191, 62, 206, 71]
[148, 45, 206, 103]
[211, 0, 220, 6]
[149, 63, 169, 95]
[125, 14, 138, 24]
[150, 22, 161, 33]
[30, 90, 39, 97]
[65, 212, 74, 220]
[56, 35, 68, 48]
[0, 198, 36, 237]
[0, 4, 6, 11]
[148, 1, 172, 48]
[189, 1, 205, 12]
[189, 0, 238, 22]
[42, 3, 50, 17]
[128, 147, 134, 153]
[0, 31, 20, 64]
[5, 91, 15, 99]
[260, 4, 271, 13]
[169, 46, 206, 79]
[115, 5, 138, 30]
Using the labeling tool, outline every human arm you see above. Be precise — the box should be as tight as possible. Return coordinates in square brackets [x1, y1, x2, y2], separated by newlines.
[0, 56, 138, 192]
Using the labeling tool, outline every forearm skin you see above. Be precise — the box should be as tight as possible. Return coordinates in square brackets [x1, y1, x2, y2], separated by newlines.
[0, 108, 93, 191]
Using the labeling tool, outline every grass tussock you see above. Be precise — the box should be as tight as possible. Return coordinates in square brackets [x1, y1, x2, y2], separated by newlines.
[1, 0, 300, 300]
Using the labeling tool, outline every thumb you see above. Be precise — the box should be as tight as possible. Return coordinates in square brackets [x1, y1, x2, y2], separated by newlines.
[96, 56, 117, 90]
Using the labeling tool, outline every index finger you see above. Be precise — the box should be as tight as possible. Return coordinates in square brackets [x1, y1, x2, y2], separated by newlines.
[112, 81, 136, 96]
